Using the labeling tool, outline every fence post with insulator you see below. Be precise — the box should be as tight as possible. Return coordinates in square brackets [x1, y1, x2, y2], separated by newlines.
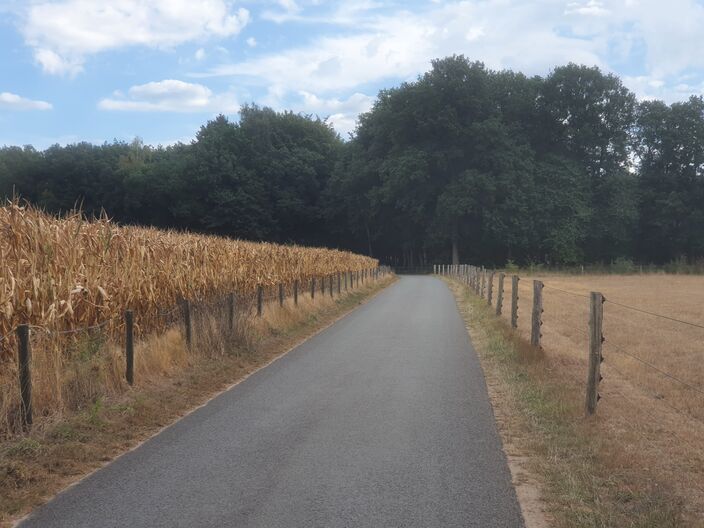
[511, 275, 520, 328]
[496, 273, 505, 316]
[586, 292, 605, 415]
[531, 281, 543, 347]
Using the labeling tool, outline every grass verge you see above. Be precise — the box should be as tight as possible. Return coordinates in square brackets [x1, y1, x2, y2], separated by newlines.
[0, 276, 396, 527]
[445, 278, 693, 528]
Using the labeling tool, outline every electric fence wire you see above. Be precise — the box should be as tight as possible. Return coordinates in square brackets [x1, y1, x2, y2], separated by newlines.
[605, 298, 704, 331]
[601, 385, 704, 497]
[604, 341, 704, 398]
[602, 359, 704, 429]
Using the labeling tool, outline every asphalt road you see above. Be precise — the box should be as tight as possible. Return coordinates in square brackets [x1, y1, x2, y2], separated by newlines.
[20, 276, 524, 528]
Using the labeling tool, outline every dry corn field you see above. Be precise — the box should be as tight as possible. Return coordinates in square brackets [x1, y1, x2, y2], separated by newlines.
[0, 202, 379, 435]
[484, 272, 704, 519]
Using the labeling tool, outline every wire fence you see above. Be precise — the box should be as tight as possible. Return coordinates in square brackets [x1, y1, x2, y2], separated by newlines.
[1, 266, 391, 435]
[437, 264, 704, 513]
[436, 263, 704, 426]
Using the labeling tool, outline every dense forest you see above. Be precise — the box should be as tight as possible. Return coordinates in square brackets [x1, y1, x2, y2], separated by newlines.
[2, 56, 704, 266]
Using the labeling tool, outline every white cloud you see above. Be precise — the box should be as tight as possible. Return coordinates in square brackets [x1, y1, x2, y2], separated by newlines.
[98, 79, 238, 113]
[195, 48, 206, 61]
[198, 2, 603, 93]
[246, 37, 257, 47]
[296, 91, 375, 136]
[0, 92, 53, 110]
[261, 1, 385, 26]
[261, 0, 302, 23]
[465, 26, 484, 42]
[566, 1, 610, 16]
[189, 0, 704, 136]
[624, 74, 704, 103]
[21, 0, 250, 75]
[34, 48, 84, 76]
[278, 0, 300, 11]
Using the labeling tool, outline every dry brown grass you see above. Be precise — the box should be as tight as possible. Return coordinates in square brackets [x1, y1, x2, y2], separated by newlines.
[0, 201, 378, 436]
[486, 272, 704, 523]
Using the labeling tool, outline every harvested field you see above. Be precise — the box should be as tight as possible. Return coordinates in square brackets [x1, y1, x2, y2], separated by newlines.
[494, 273, 704, 522]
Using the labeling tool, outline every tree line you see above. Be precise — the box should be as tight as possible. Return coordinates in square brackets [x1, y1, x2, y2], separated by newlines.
[2, 56, 704, 266]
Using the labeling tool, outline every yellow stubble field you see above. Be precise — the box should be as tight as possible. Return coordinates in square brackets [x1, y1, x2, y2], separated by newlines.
[494, 273, 704, 518]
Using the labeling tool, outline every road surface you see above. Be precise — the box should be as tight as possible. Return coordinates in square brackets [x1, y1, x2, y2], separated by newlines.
[20, 276, 524, 528]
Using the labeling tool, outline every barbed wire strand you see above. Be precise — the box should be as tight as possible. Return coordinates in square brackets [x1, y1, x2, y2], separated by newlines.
[0, 326, 18, 343]
[158, 305, 181, 317]
[27, 317, 115, 336]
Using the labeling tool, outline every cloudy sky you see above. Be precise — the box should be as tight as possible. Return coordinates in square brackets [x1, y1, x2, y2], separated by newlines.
[1, 0, 704, 148]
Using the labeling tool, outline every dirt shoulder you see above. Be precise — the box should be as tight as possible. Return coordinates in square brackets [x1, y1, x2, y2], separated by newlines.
[445, 277, 697, 528]
[1, 277, 396, 527]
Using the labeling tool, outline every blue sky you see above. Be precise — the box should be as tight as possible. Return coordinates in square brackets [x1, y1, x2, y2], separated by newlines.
[2, 0, 704, 148]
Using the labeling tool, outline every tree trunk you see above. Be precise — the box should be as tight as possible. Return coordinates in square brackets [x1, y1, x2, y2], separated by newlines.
[365, 223, 373, 257]
[452, 236, 459, 265]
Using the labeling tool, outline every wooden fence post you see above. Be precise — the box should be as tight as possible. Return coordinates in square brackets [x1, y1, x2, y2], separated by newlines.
[182, 299, 192, 350]
[228, 293, 235, 331]
[531, 281, 543, 347]
[311, 277, 316, 299]
[586, 292, 604, 415]
[257, 285, 263, 316]
[294, 280, 299, 306]
[345, 272, 348, 291]
[496, 273, 505, 315]
[511, 275, 520, 328]
[337, 273, 341, 294]
[329, 275, 333, 297]
[487, 272, 494, 306]
[125, 310, 134, 386]
[321, 275, 326, 296]
[17, 324, 32, 428]
[278, 283, 284, 307]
